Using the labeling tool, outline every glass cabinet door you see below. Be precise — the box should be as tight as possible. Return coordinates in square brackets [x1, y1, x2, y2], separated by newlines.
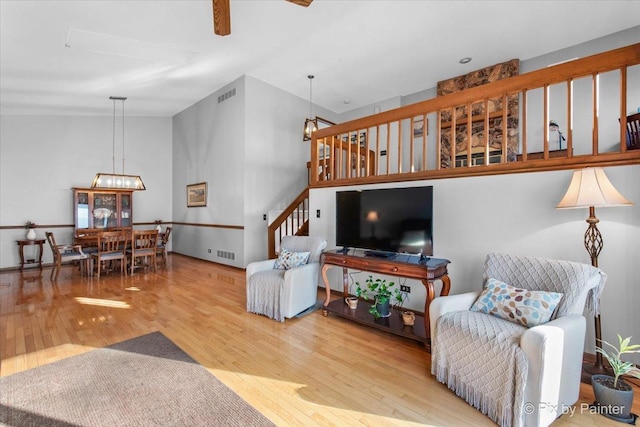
[76, 192, 90, 229]
[121, 194, 132, 227]
[93, 193, 117, 229]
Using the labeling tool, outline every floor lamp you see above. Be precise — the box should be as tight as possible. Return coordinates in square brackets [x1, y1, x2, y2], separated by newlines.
[556, 167, 633, 384]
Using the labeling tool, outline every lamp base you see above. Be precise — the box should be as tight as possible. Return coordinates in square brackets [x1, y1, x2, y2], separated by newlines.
[581, 361, 611, 384]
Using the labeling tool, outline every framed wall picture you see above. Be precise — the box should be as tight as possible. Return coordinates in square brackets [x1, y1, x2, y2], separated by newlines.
[187, 182, 207, 207]
[413, 117, 427, 138]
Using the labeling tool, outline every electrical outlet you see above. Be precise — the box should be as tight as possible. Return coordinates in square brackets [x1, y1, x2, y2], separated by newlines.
[380, 150, 387, 156]
[400, 285, 411, 293]
[263, 214, 267, 221]
[316, 209, 321, 218]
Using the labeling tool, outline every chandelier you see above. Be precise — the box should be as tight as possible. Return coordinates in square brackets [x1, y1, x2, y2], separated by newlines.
[91, 96, 145, 190]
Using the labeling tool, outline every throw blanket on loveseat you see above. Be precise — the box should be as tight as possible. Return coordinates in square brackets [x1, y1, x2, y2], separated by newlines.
[247, 269, 286, 322]
[432, 310, 528, 427]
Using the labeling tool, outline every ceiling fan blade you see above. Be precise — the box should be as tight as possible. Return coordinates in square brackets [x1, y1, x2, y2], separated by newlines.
[213, 0, 231, 36]
[286, 0, 313, 6]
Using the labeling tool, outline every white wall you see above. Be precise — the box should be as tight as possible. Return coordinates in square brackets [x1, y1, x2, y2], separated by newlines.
[309, 165, 640, 363]
[243, 76, 316, 265]
[0, 115, 172, 268]
[171, 75, 335, 267]
[172, 77, 246, 267]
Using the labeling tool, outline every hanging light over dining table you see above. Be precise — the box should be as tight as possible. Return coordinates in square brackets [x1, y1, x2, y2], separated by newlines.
[91, 96, 145, 190]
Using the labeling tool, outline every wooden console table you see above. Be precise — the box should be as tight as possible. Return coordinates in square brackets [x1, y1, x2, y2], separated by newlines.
[320, 249, 450, 349]
[16, 239, 46, 271]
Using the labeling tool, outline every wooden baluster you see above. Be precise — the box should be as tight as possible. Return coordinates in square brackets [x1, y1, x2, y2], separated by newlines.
[502, 94, 509, 163]
[466, 102, 472, 167]
[422, 113, 427, 172]
[483, 99, 489, 165]
[620, 67, 628, 153]
[592, 73, 599, 155]
[397, 120, 402, 174]
[522, 89, 528, 162]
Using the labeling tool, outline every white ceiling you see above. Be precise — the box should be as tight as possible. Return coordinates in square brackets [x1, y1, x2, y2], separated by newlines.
[1, 1, 639, 117]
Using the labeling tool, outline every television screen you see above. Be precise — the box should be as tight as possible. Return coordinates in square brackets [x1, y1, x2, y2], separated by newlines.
[336, 186, 433, 256]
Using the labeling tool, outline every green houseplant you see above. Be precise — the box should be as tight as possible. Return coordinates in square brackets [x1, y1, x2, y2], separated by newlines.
[591, 334, 640, 422]
[354, 275, 405, 319]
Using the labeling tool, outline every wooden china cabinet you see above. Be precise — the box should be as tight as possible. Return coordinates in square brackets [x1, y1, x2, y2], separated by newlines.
[72, 188, 133, 230]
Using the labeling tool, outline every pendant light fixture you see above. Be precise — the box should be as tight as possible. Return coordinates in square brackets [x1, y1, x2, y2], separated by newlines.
[91, 96, 145, 190]
[303, 74, 318, 141]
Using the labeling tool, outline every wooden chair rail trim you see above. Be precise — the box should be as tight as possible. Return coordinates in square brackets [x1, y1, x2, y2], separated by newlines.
[170, 222, 243, 230]
[1, 222, 177, 231]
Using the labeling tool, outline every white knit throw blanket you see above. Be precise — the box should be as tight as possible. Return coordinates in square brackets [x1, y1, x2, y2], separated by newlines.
[432, 311, 528, 427]
[246, 269, 286, 322]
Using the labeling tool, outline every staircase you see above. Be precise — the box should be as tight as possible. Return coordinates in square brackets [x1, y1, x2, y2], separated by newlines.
[267, 187, 309, 259]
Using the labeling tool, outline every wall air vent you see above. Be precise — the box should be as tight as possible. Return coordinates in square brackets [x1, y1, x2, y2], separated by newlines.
[216, 250, 235, 260]
[217, 88, 236, 104]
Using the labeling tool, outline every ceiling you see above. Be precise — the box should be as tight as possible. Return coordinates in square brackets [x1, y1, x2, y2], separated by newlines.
[1, 1, 639, 117]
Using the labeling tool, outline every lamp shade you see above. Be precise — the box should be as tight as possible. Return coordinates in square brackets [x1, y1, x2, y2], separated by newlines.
[556, 168, 632, 209]
[366, 211, 379, 221]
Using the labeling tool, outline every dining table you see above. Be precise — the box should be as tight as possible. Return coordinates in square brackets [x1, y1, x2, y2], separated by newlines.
[73, 228, 165, 250]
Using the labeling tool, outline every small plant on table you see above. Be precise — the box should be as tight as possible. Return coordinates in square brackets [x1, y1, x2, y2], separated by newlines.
[354, 275, 405, 319]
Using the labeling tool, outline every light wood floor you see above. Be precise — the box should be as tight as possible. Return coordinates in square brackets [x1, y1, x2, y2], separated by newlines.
[1, 254, 637, 426]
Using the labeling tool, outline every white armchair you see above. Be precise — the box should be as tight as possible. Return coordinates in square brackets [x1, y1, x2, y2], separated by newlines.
[429, 253, 606, 427]
[246, 236, 327, 322]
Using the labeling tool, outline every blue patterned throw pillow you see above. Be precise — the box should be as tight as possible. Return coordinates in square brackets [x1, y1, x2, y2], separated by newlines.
[273, 248, 310, 270]
[470, 278, 563, 327]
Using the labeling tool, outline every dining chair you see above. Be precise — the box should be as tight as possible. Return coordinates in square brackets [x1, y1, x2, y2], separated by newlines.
[91, 230, 128, 278]
[156, 226, 172, 265]
[625, 112, 640, 150]
[45, 231, 91, 280]
[128, 229, 158, 274]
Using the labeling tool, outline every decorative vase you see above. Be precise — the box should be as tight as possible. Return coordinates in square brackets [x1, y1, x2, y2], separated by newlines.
[26, 228, 36, 240]
[402, 311, 416, 326]
[591, 374, 635, 422]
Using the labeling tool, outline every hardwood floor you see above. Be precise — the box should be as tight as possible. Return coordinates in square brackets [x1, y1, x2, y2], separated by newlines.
[1, 254, 637, 426]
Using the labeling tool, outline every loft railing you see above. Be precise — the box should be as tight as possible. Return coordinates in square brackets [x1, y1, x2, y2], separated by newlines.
[267, 187, 309, 259]
[310, 43, 640, 188]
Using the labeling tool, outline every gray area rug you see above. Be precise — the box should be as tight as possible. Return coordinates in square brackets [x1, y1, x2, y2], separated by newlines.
[0, 331, 275, 427]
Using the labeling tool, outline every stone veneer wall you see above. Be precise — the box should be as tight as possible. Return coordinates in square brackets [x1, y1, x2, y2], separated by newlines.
[437, 59, 520, 167]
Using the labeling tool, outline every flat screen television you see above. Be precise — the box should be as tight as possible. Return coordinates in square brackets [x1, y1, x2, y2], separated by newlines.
[336, 186, 433, 256]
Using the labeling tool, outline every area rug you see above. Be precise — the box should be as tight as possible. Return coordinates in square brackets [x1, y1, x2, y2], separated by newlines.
[0, 332, 274, 427]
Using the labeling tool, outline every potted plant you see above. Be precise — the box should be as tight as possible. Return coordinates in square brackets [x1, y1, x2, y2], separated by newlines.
[354, 275, 405, 319]
[591, 334, 640, 423]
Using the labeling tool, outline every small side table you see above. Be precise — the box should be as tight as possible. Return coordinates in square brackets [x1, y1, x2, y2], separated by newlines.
[16, 239, 46, 271]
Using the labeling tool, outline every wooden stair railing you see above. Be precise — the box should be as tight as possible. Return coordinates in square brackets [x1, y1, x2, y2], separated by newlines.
[308, 139, 377, 183]
[310, 43, 640, 187]
[268, 187, 309, 259]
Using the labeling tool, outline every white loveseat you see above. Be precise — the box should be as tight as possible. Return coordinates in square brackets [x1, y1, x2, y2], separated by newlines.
[429, 253, 606, 427]
[246, 236, 327, 322]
